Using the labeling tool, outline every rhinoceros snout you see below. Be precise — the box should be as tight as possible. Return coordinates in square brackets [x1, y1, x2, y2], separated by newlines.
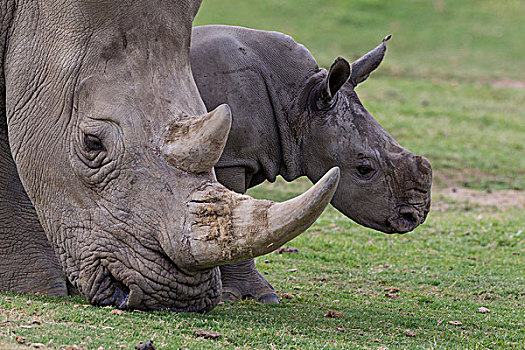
[414, 155, 432, 180]
[384, 153, 432, 234]
[386, 205, 423, 233]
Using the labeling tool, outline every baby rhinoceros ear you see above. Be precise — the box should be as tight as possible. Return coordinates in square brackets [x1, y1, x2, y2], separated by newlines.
[317, 57, 351, 109]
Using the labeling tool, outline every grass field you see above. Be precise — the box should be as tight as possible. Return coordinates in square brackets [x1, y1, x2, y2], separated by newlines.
[196, 0, 525, 190]
[1, 0, 524, 349]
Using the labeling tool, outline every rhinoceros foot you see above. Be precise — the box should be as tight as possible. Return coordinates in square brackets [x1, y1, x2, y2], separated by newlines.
[219, 260, 279, 304]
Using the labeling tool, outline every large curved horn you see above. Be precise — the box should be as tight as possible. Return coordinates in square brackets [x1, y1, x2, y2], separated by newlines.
[350, 35, 391, 86]
[181, 167, 340, 269]
[162, 104, 231, 173]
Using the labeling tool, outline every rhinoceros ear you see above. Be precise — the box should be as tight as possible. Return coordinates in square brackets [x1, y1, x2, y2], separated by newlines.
[351, 34, 391, 86]
[317, 57, 351, 108]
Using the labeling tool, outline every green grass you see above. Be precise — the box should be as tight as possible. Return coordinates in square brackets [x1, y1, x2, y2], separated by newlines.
[1, 198, 524, 349]
[2, 0, 524, 349]
[195, 0, 525, 190]
[359, 77, 525, 190]
[195, 0, 525, 82]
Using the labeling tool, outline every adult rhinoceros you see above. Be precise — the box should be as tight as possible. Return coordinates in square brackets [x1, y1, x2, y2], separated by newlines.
[0, 1, 340, 312]
[191, 25, 432, 303]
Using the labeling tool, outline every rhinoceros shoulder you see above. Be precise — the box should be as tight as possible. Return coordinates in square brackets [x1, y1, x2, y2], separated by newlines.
[192, 25, 319, 82]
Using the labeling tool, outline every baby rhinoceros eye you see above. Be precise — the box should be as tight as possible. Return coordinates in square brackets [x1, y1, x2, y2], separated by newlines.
[83, 133, 105, 152]
[357, 164, 375, 176]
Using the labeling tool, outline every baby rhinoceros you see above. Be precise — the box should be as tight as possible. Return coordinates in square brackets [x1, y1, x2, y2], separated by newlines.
[191, 25, 432, 303]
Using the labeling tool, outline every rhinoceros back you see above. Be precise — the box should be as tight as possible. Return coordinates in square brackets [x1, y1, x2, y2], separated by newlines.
[191, 25, 320, 190]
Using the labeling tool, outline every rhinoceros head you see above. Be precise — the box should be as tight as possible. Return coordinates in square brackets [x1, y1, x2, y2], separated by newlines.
[4, 1, 339, 312]
[302, 36, 432, 234]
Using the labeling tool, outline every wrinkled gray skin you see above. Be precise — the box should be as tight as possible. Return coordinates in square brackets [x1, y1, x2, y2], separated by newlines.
[191, 25, 432, 303]
[0, 2, 340, 313]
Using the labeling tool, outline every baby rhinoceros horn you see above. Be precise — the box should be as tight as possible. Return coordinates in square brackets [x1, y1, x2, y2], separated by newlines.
[162, 104, 231, 173]
[351, 34, 392, 86]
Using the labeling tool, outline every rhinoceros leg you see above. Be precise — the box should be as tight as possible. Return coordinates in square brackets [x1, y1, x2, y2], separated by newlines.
[0, 100, 68, 296]
[219, 260, 279, 303]
[215, 166, 280, 303]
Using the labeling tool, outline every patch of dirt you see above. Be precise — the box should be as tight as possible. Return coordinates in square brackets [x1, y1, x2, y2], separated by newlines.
[405, 329, 416, 337]
[324, 309, 343, 318]
[274, 246, 300, 254]
[478, 307, 491, 314]
[432, 187, 525, 212]
[492, 79, 525, 89]
[280, 293, 294, 300]
[433, 168, 508, 188]
[194, 329, 224, 340]
[135, 340, 156, 350]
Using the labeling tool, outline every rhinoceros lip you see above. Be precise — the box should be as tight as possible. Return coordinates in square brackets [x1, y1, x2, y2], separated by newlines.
[101, 281, 130, 309]
[113, 284, 130, 309]
[386, 205, 422, 234]
[87, 269, 130, 309]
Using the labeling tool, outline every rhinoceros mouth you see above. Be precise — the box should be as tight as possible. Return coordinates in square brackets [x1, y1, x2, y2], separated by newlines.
[386, 205, 427, 234]
[84, 263, 219, 312]
[85, 268, 130, 309]
[108, 282, 130, 309]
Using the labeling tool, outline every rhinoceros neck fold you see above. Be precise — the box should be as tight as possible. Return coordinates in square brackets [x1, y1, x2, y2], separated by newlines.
[260, 66, 322, 183]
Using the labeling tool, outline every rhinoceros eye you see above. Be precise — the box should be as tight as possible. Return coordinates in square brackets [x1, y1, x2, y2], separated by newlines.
[357, 164, 375, 176]
[83, 133, 105, 152]
[72, 121, 123, 187]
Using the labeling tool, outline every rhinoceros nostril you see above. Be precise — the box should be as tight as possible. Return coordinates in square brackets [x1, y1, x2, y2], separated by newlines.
[401, 211, 418, 224]
[386, 206, 421, 234]
[399, 204, 418, 220]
